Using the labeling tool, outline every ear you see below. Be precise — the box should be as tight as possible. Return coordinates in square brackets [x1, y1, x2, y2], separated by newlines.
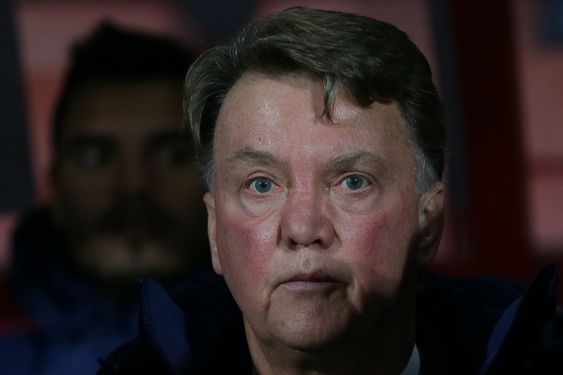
[204, 192, 222, 275]
[416, 182, 445, 265]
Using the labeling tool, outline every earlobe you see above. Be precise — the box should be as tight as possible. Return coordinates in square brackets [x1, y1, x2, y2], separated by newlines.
[204, 192, 222, 275]
[416, 182, 445, 265]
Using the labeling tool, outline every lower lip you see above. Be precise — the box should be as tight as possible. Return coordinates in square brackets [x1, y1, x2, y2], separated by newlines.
[280, 280, 342, 291]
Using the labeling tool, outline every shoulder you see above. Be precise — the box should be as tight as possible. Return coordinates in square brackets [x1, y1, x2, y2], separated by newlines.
[99, 263, 251, 374]
[479, 266, 563, 374]
[417, 266, 563, 374]
[0, 273, 37, 374]
[0, 273, 35, 337]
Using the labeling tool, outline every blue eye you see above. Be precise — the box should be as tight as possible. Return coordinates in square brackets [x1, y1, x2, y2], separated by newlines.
[344, 175, 368, 190]
[249, 177, 274, 193]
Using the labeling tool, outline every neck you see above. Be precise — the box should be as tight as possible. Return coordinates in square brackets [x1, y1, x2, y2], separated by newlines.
[247, 302, 415, 375]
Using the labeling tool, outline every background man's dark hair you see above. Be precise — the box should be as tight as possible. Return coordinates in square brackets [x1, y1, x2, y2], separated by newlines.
[53, 22, 195, 155]
[184, 7, 446, 193]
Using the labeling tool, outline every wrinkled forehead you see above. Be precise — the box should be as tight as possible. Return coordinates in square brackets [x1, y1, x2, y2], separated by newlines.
[215, 73, 414, 170]
[217, 72, 411, 145]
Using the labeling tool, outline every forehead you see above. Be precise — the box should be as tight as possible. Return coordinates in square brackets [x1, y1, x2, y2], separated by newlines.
[214, 73, 413, 166]
[60, 81, 183, 142]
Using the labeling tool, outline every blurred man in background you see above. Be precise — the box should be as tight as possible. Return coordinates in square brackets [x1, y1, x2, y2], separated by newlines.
[0, 23, 207, 374]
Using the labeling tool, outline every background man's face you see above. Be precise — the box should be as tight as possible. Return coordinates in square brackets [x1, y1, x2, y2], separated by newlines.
[206, 74, 437, 351]
[53, 81, 206, 283]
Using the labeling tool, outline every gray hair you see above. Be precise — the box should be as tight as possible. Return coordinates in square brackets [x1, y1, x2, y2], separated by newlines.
[184, 7, 446, 193]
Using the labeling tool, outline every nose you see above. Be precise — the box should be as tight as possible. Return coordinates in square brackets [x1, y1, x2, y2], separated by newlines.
[279, 188, 335, 250]
[117, 153, 148, 195]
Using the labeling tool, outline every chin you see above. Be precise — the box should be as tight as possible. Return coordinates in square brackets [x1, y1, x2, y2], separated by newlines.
[268, 309, 355, 351]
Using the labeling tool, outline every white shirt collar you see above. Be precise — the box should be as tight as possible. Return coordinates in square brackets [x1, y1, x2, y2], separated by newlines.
[251, 344, 421, 375]
[400, 344, 420, 375]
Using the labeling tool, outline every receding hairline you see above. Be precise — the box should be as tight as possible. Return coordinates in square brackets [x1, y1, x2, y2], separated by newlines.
[183, 7, 446, 192]
[217, 70, 397, 125]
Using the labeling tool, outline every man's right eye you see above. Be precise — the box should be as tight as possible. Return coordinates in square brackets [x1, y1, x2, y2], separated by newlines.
[75, 146, 111, 169]
[248, 177, 274, 193]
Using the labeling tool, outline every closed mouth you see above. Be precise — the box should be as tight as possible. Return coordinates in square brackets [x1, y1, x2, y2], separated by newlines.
[279, 271, 344, 290]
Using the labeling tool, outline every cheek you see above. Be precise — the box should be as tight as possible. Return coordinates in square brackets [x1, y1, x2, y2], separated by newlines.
[57, 168, 114, 223]
[344, 202, 418, 297]
[214, 208, 277, 307]
[61, 163, 115, 192]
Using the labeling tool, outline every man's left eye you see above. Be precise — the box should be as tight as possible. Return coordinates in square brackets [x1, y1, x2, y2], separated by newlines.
[342, 175, 369, 191]
[249, 177, 274, 193]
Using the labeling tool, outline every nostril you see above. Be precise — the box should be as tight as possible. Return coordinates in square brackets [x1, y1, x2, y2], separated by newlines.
[279, 192, 335, 250]
[282, 225, 332, 251]
[286, 238, 298, 250]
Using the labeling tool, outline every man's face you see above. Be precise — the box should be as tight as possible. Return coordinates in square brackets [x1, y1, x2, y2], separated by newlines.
[53, 81, 206, 283]
[206, 74, 443, 351]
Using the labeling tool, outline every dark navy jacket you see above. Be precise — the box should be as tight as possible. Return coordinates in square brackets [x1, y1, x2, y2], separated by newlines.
[98, 264, 563, 374]
[0, 208, 139, 375]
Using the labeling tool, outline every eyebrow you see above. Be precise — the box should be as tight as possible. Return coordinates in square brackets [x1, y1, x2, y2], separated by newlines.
[227, 148, 387, 178]
[62, 134, 115, 152]
[324, 151, 385, 172]
[227, 147, 287, 170]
